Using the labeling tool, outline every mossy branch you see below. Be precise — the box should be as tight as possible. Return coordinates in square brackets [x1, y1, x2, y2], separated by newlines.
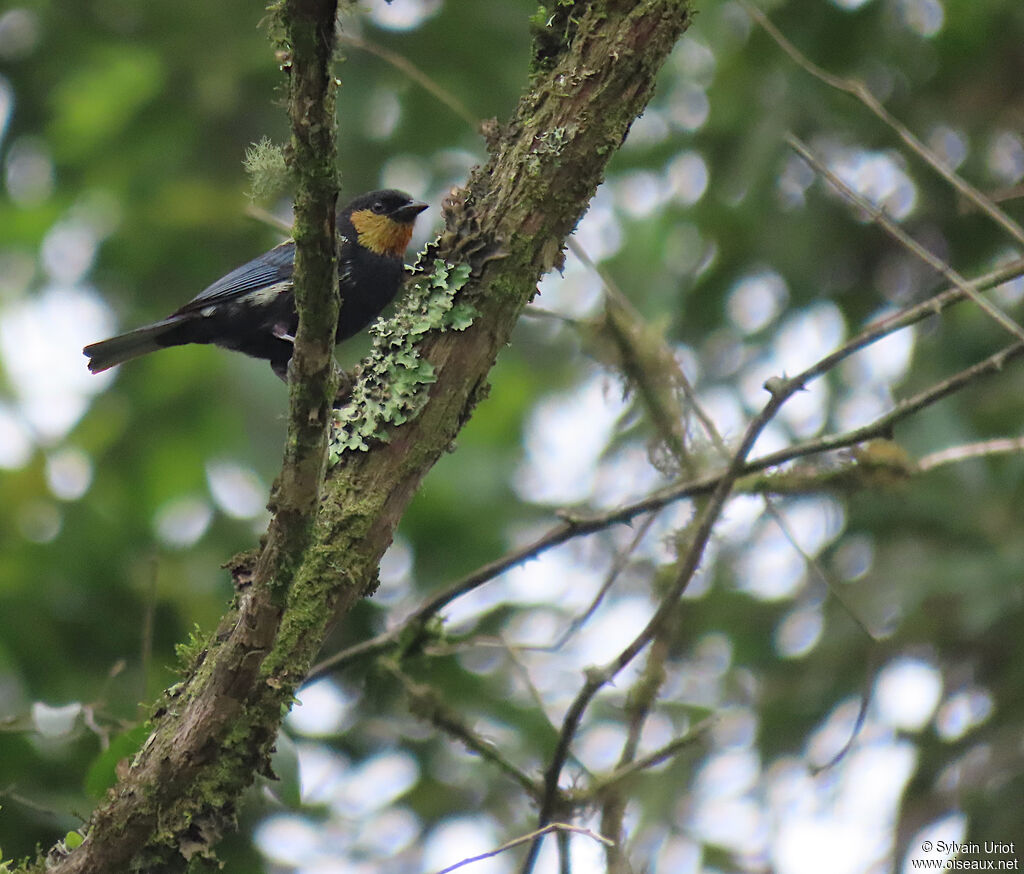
[36, 2, 693, 871]
[39, 1, 341, 872]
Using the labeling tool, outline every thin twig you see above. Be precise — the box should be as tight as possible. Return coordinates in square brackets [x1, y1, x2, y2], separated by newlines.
[140, 555, 157, 704]
[336, 31, 480, 131]
[246, 203, 292, 236]
[521, 372, 804, 873]
[569, 238, 730, 462]
[761, 495, 878, 642]
[497, 635, 563, 735]
[568, 239, 695, 470]
[308, 333, 1024, 683]
[755, 492, 881, 764]
[432, 823, 613, 874]
[385, 660, 541, 799]
[778, 257, 1024, 387]
[788, 133, 1024, 345]
[918, 436, 1024, 471]
[599, 624, 672, 869]
[809, 659, 875, 775]
[0, 785, 69, 820]
[776, 341, 1024, 454]
[522, 305, 579, 324]
[584, 715, 717, 800]
[743, 0, 1024, 249]
[547, 514, 658, 652]
[557, 828, 571, 874]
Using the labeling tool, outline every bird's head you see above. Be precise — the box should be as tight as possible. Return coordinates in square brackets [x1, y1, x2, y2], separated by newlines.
[343, 189, 429, 258]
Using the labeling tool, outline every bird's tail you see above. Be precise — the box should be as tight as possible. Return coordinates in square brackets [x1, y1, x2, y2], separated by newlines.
[83, 318, 184, 373]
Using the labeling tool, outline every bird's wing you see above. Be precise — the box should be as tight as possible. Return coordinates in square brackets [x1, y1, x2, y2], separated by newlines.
[172, 241, 296, 315]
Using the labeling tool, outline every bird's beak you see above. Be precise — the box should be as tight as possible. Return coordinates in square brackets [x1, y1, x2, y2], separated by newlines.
[390, 201, 429, 223]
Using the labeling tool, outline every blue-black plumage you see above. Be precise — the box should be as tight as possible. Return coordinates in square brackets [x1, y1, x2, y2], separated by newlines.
[84, 189, 427, 379]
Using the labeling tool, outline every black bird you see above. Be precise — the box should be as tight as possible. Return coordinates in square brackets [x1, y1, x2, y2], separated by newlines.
[84, 189, 428, 379]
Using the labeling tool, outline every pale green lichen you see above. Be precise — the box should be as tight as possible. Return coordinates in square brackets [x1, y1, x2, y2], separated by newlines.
[243, 136, 290, 203]
[526, 126, 570, 175]
[330, 259, 476, 460]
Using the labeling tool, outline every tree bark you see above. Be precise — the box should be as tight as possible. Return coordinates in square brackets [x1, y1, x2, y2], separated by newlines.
[41, 2, 692, 871]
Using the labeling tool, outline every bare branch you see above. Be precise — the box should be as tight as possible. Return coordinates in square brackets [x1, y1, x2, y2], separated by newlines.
[547, 514, 659, 652]
[385, 661, 541, 799]
[336, 31, 480, 130]
[918, 436, 1024, 471]
[583, 716, 716, 802]
[742, 0, 1024, 249]
[788, 133, 1024, 345]
[246, 203, 292, 235]
[433, 823, 613, 874]
[520, 368, 806, 871]
[309, 284, 1024, 686]
[599, 623, 672, 872]
[780, 257, 1024, 387]
[762, 496, 878, 641]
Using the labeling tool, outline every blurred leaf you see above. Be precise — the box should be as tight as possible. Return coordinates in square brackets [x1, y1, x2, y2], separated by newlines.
[49, 46, 165, 161]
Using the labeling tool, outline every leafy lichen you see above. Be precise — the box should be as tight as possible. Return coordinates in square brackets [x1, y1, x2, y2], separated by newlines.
[526, 126, 571, 175]
[330, 259, 477, 460]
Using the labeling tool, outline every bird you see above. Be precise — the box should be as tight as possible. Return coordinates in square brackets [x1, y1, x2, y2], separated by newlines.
[83, 189, 428, 380]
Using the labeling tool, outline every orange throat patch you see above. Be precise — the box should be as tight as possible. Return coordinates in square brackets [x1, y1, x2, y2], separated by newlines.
[349, 209, 415, 258]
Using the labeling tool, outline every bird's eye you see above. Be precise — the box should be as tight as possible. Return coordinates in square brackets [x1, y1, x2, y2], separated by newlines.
[372, 201, 385, 213]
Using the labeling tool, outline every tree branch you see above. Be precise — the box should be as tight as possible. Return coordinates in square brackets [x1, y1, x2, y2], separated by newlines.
[787, 133, 1024, 345]
[583, 715, 716, 802]
[520, 368, 800, 872]
[742, 0, 1024, 249]
[40, 3, 695, 871]
[307, 261, 1024, 686]
[385, 660, 542, 800]
[433, 822, 613, 874]
[43, 2, 342, 871]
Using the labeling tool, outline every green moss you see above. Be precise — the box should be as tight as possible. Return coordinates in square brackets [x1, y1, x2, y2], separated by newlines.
[174, 624, 211, 675]
[330, 259, 477, 459]
[530, 1, 583, 74]
[174, 622, 214, 679]
[9, 857, 46, 874]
